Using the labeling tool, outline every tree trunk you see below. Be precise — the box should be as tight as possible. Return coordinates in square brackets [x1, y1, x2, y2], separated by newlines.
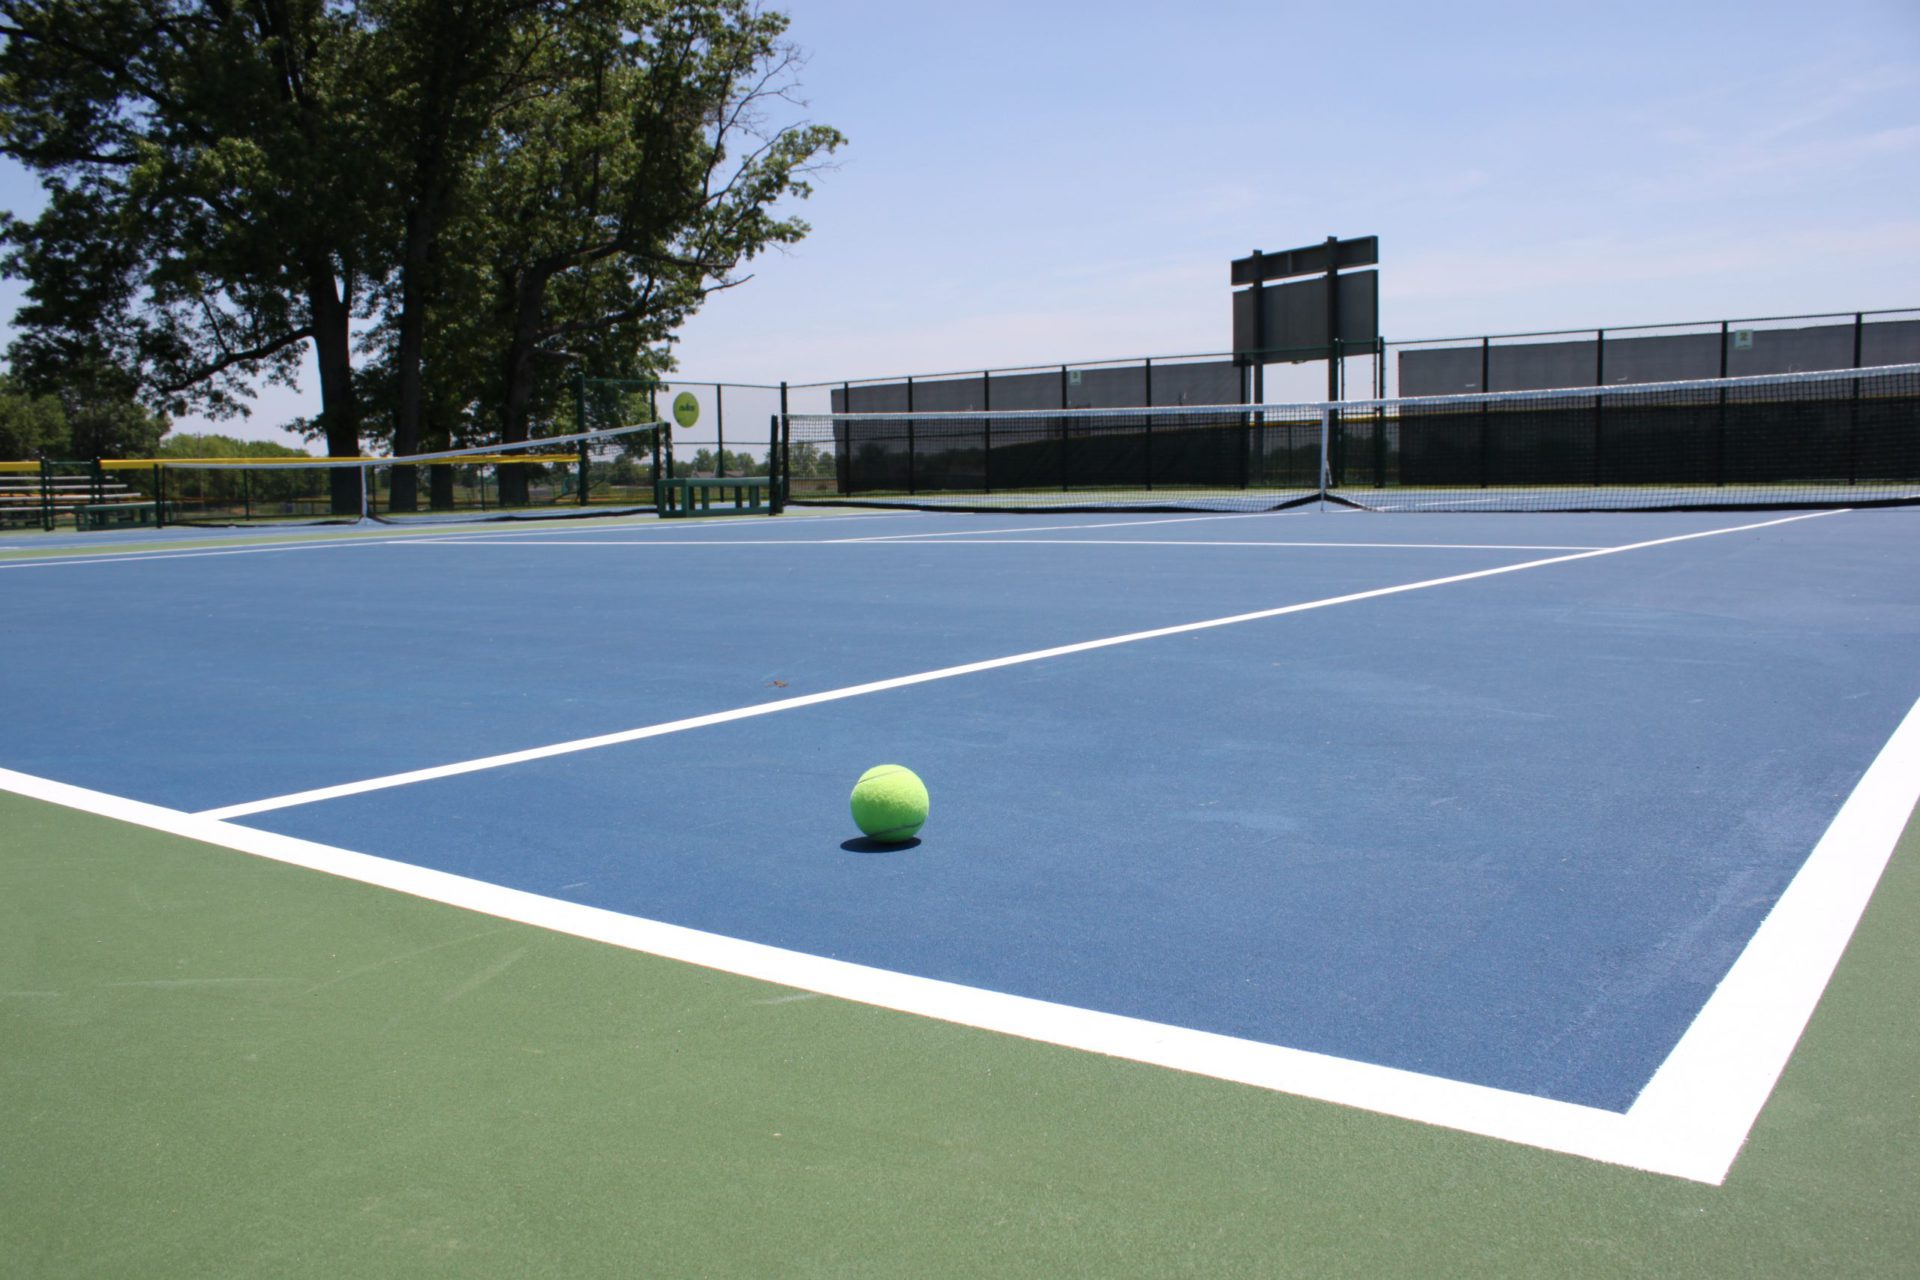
[307, 261, 361, 516]
[390, 93, 456, 511]
[388, 202, 435, 513]
[496, 266, 551, 507]
[427, 398, 455, 510]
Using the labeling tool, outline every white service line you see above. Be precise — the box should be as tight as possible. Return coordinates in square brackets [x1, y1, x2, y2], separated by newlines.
[198, 509, 1840, 821]
[839, 512, 1272, 540]
[923, 539, 1610, 550]
[415, 510, 913, 543]
[402, 538, 1610, 551]
[4, 681, 1915, 1184]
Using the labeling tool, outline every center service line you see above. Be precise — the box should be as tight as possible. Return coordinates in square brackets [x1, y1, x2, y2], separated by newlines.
[198, 509, 1842, 821]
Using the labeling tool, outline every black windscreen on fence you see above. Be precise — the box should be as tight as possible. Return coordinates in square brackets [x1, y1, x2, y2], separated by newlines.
[789, 365, 1920, 513]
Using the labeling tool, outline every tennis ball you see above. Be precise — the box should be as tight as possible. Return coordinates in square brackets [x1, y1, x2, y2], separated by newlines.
[850, 764, 929, 842]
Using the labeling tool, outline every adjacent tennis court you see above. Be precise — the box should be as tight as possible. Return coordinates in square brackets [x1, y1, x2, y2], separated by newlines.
[6, 499, 1918, 1274]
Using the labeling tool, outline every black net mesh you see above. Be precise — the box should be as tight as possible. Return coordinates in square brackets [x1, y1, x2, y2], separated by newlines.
[149, 420, 665, 528]
[785, 365, 1920, 513]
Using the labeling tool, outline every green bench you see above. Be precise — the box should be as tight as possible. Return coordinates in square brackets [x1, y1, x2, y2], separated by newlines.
[655, 476, 773, 519]
[74, 501, 172, 531]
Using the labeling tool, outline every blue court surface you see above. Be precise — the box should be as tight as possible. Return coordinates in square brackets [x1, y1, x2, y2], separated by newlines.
[5, 508, 1917, 1125]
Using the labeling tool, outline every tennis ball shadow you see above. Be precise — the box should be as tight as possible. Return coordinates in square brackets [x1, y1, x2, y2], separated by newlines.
[840, 836, 923, 854]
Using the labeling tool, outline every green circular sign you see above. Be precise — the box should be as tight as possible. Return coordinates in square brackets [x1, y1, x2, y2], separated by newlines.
[672, 391, 700, 428]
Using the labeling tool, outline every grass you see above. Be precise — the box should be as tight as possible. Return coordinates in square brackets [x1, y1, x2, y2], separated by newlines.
[4, 784, 1917, 1277]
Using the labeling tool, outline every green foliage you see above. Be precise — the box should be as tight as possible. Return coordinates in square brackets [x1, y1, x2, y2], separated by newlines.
[64, 395, 167, 459]
[154, 434, 313, 461]
[787, 439, 834, 478]
[0, 370, 166, 460]
[423, 0, 845, 455]
[679, 447, 767, 476]
[0, 0, 841, 500]
[0, 0, 370, 417]
[0, 374, 66, 460]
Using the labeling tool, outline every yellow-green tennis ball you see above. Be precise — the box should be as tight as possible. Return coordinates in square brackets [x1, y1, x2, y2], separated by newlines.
[850, 764, 929, 842]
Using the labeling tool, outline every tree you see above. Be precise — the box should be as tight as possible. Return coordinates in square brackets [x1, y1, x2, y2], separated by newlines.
[0, 1, 841, 511]
[0, 375, 65, 460]
[786, 439, 832, 478]
[0, 364, 166, 460]
[358, 0, 566, 510]
[1, 0, 390, 510]
[64, 392, 168, 459]
[471, 0, 842, 502]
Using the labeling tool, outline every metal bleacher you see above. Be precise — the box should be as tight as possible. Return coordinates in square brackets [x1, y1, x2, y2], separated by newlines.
[0, 462, 162, 532]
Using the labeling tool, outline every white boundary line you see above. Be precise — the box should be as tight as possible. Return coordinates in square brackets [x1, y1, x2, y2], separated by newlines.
[0, 510, 918, 569]
[841, 513, 1268, 539]
[4, 692, 1916, 1185]
[404, 538, 1611, 551]
[0, 538, 393, 571]
[199, 511, 1838, 821]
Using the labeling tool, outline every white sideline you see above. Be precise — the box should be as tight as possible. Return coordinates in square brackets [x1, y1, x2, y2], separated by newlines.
[7, 505, 1912, 1183]
[4, 690, 1916, 1185]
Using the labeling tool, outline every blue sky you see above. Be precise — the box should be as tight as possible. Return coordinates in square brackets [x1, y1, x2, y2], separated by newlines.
[3, 0, 1916, 444]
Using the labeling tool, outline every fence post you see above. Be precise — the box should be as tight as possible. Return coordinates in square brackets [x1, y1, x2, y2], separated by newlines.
[1716, 322, 1729, 487]
[1849, 313, 1864, 485]
[767, 413, 783, 514]
[980, 372, 992, 494]
[778, 382, 790, 504]
[1593, 329, 1606, 487]
[1059, 365, 1069, 491]
[1143, 357, 1154, 491]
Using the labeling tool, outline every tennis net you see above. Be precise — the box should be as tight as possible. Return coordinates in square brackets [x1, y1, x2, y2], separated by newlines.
[119, 420, 667, 528]
[781, 364, 1920, 513]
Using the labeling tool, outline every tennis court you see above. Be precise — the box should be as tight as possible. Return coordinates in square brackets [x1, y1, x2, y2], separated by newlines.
[5, 499, 1919, 1269]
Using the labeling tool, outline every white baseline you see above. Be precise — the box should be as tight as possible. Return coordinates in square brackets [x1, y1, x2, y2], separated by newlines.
[3, 690, 1916, 1185]
[5, 506, 1908, 1185]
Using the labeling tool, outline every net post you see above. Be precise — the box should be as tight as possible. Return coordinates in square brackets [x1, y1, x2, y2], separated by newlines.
[1239, 402, 1251, 490]
[767, 412, 783, 516]
[779, 382, 790, 507]
[358, 461, 369, 522]
[1318, 405, 1333, 511]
